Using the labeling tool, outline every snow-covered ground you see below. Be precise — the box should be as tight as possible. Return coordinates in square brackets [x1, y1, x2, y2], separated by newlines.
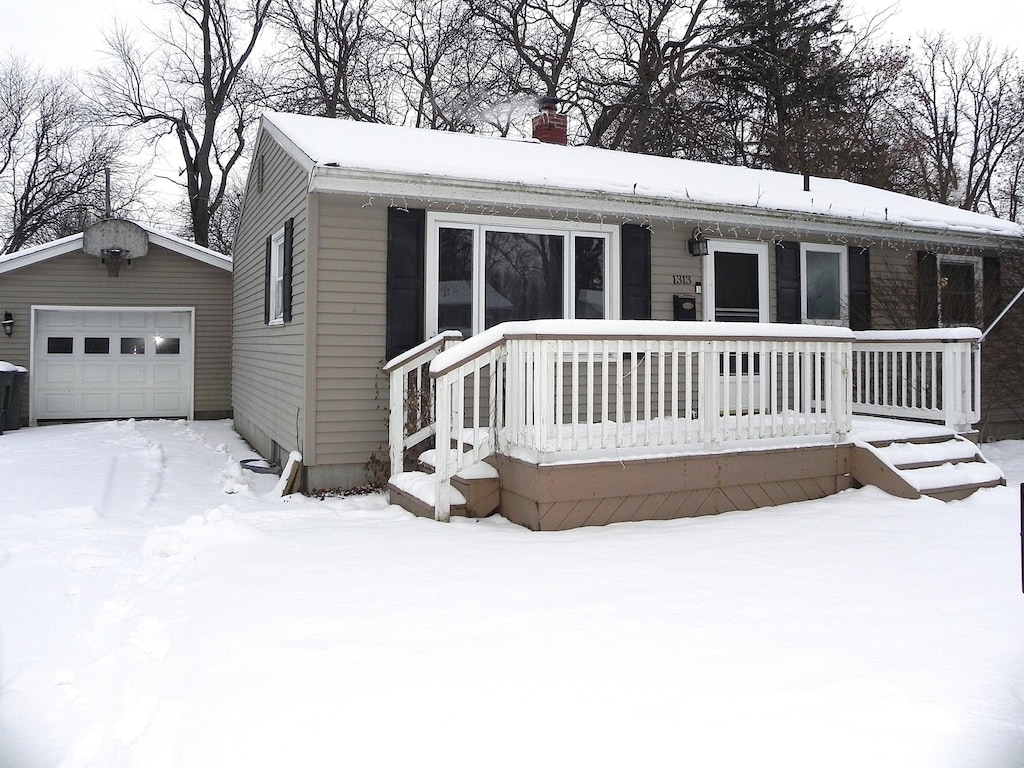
[1, 419, 1022, 767]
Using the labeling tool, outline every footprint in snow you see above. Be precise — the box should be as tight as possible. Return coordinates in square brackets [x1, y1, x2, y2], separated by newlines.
[129, 616, 172, 660]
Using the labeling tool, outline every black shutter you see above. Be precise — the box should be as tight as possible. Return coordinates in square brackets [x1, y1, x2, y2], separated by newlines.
[983, 256, 1001, 328]
[848, 246, 871, 331]
[917, 251, 938, 328]
[775, 241, 800, 323]
[264, 235, 272, 325]
[282, 218, 294, 323]
[621, 223, 651, 320]
[386, 207, 426, 361]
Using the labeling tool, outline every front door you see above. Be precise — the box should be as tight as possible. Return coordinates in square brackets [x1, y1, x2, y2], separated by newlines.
[713, 250, 762, 322]
[704, 241, 769, 411]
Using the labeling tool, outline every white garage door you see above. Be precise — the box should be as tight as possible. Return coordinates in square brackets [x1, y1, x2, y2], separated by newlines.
[33, 309, 193, 420]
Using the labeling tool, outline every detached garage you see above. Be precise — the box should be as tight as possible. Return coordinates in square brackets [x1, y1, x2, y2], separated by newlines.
[0, 220, 232, 426]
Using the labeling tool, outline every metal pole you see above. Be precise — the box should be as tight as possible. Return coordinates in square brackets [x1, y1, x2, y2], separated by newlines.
[1020, 482, 1023, 594]
[104, 167, 112, 219]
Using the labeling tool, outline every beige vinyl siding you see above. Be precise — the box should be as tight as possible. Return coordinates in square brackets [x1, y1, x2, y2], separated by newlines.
[0, 247, 231, 424]
[866, 244, 921, 330]
[308, 194, 389, 486]
[232, 134, 310, 462]
[650, 224, 701, 320]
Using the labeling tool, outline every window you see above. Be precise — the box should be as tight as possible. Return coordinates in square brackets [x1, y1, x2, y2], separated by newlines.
[265, 218, 293, 326]
[800, 244, 848, 325]
[268, 226, 286, 324]
[84, 337, 110, 354]
[426, 214, 618, 337]
[938, 255, 981, 327]
[155, 336, 181, 355]
[121, 337, 146, 355]
[47, 337, 73, 354]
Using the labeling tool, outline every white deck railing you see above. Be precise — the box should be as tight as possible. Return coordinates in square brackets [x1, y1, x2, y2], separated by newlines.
[387, 323, 983, 522]
[381, 330, 463, 482]
[388, 321, 868, 522]
[850, 329, 981, 432]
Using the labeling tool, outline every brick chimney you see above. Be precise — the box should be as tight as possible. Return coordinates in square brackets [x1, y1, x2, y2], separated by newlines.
[532, 96, 567, 145]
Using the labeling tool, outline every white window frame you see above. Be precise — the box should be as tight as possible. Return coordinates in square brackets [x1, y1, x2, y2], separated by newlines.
[268, 226, 286, 325]
[702, 239, 770, 323]
[937, 254, 982, 328]
[425, 212, 620, 337]
[800, 243, 848, 326]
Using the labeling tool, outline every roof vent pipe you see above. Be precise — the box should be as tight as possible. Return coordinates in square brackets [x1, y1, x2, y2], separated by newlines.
[803, 172, 810, 192]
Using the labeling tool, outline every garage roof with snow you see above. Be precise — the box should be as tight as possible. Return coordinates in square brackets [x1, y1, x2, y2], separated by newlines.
[0, 222, 232, 276]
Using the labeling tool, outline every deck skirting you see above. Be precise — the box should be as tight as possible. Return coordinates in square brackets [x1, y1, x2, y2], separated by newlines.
[494, 445, 853, 531]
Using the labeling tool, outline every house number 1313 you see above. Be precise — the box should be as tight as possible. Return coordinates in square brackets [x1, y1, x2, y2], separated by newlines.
[672, 275, 693, 285]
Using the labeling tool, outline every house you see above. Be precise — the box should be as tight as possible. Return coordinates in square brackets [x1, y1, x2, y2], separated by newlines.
[232, 108, 1023, 526]
[0, 219, 232, 426]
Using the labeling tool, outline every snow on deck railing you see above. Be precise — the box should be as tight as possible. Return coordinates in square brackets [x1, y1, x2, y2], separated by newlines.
[398, 321, 855, 522]
[388, 323, 985, 522]
[850, 329, 980, 431]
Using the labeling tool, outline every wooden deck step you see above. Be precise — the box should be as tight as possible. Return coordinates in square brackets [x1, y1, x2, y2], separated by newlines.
[387, 471, 468, 519]
[388, 450, 501, 519]
[416, 449, 500, 518]
[867, 433, 962, 449]
[921, 478, 1006, 502]
[852, 433, 1004, 501]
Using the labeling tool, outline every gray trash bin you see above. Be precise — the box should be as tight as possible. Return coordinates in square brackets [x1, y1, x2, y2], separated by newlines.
[3, 366, 26, 430]
[0, 365, 14, 436]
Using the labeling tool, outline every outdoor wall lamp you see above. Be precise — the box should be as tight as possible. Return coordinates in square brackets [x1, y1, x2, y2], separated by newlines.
[2, 312, 13, 338]
[687, 229, 709, 257]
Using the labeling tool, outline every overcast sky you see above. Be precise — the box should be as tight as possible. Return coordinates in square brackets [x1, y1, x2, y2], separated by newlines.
[1, 0, 1018, 75]
[0, 0, 1015, 231]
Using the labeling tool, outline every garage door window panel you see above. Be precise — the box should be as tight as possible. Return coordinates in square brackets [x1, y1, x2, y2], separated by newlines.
[85, 338, 110, 354]
[121, 337, 146, 355]
[47, 337, 74, 354]
[155, 337, 181, 354]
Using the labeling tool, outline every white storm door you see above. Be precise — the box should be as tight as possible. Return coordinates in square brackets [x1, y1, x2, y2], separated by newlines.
[703, 241, 769, 412]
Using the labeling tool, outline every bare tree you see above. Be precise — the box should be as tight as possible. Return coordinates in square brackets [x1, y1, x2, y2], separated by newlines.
[388, 0, 516, 131]
[471, 0, 592, 102]
[900, 34, 1024, 216]
[269, 0, 392, 120]
[0, 57, 135, 254]
[578, 0, 736, 153]
[92, 0, 272, 249]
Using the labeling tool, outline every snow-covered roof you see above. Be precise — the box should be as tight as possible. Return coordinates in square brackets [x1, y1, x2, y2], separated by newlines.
[261, 111, 1024, 247]
[0, 221, 232, 276]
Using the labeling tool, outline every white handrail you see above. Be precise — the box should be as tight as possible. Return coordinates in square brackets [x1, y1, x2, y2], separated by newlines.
[850, 330, 980, 431]
[384, 331, 463, 478]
